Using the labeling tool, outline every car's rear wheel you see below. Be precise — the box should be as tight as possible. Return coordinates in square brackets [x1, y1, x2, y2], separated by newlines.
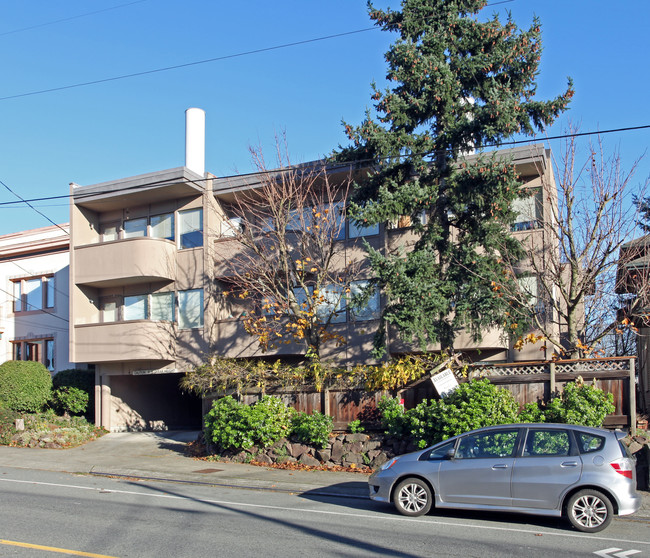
[393, 478, 432, 517]
[566, 489, 613, 533]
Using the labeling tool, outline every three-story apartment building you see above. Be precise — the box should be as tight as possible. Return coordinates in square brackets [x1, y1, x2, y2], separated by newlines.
[69, 109, 559, 431]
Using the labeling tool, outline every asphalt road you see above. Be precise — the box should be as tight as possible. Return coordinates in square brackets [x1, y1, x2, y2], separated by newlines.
[1, 468, 650, 558]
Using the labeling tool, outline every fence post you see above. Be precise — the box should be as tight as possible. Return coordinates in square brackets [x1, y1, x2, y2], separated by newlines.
[630, 358, 637, 436]
[549, 361, 556, 396]
[322, 388, 331, 417]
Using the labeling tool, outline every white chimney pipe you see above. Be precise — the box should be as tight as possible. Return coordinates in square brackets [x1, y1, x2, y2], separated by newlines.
[185, 108, 205, 176]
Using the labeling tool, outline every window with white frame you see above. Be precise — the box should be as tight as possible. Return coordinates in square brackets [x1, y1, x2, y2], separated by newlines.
[123, 294, 148, 320]
[178, 289, 204, 328]
[512, 189, 542, 232]
[151, 213, 175, 241]
[12, 275, 54, 313]
[179, 208, 203, 248]
[123, 217, 147, 238]
[101, 222, 119, 242]
[151, 292, 174, 321]
[101, 299, 118, 322]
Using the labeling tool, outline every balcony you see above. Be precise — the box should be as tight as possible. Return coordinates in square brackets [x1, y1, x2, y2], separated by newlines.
[73, 321, 176, 363]
[74, 238, 176, 287]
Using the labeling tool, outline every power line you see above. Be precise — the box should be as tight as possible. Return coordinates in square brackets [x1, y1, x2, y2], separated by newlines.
[0, 28, 376, 102]
[0, 123, 648, 210]
[0, 0, 150, 37]
[0, 179, 69, 235]
[0, 285, 69, 325]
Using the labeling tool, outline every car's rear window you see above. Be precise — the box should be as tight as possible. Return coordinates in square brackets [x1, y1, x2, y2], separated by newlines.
[576, 431, 606, 454]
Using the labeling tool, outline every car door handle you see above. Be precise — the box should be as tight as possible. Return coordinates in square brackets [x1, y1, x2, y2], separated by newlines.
[492, 464, 509, 469]
[561, 461, 579, 467]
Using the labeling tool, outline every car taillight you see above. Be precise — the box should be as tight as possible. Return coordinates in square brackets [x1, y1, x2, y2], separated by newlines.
[610, 459, 634, 479]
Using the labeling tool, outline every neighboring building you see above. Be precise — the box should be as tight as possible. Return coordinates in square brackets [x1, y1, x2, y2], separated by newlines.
[617, 235, 650, 411]
[69, 109, 561, 431]
[0, 224, 75, 373]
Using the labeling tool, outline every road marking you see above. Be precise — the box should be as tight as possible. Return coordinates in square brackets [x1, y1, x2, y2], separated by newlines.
[2, 477, 650, 548]
[594, 549, 642, 558]
[0, 539, 117, 557]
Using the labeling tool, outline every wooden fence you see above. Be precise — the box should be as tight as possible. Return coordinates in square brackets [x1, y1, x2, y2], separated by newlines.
[206, 356, 637, 432]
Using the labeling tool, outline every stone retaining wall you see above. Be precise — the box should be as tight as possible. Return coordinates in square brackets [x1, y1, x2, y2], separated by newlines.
[208, 433, 417, 470]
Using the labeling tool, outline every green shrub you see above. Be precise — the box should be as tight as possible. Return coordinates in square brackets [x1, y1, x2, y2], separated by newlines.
[52, 387, 89, 416]
[347, 419, 365, 433]
[377, 396, 408, 437]
[291, 411, 333, 448]
[518, 402, 545, 423]
[439, 378, 520, 437]
[377, 379, 521, 449]
[0, 361, 52, 413]
[52, 369, 94, 419]
[204, 395, 294, 451]
[0, 406, 19, 445]
[542, 378, 615, 427]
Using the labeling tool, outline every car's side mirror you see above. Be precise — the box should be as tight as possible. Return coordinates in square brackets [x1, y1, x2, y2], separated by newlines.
[444, 448, 456, 460]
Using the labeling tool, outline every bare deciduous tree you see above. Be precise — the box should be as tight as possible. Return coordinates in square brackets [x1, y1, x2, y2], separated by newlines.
[508, 131, 646, 358]
[213, 139, 367, 372]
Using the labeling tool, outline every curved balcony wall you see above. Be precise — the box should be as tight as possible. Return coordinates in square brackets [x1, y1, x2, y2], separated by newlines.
[75, 238, 176, 287]
[74, 321, 175, 363]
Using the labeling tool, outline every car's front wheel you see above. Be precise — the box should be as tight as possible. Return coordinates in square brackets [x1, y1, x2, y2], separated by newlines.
[566, 489, 613, 533]
[393, 478, 432, 517]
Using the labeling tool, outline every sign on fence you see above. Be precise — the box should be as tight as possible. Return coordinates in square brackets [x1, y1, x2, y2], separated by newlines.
[431, 368, 459, 398]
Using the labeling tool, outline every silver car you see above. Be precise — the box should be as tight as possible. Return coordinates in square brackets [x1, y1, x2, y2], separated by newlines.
[369, 423, 640, 532]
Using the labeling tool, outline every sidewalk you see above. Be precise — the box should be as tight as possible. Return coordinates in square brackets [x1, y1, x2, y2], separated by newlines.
[0, 431, 369, 499]
[0, 430, 649, 519]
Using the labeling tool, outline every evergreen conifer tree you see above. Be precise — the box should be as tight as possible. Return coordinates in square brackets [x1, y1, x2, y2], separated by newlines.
[337, 0, 573, 355]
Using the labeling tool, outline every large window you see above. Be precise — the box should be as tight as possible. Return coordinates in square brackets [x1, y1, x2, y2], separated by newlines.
[178, 289, 204, 328]
[179, 208, 203, 248]
[151, 213, 174, 241]
[123, 294, 148, 321]
[512, 189, 542, 232]
[123, 217, 147, 238]
[151, 292, 174, 321]
[316, 285, 346, 324]
[13, 276, 54, 313]
[13, 338, 54, 372]
[349, 281, 380, 321]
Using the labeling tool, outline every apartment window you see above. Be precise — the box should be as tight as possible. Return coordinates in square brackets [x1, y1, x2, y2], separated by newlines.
[13, 276, 54, 313]
[349, 280, 380, 321]
[220, 217, 242, 238]
[101, 299, 118, 322]
[178, 289, 204, 328]
[101, 222, 119, 242]
[316, 285, 346, 324]
[151, 213, 175, 241]
[123, 217, 147, 238]
[123, 294, 148, 321]
[349, 220, 379, 239]
[13, 338, 54, 371]
[179, 208, 203, 248]
[151, 292, 174, 321]
[512, 189, 542, 232]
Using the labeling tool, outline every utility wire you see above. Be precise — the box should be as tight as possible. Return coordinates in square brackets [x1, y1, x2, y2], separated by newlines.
[0, 285, 69, 325]
[0, 28, 376, 102]
[0, 179, 69, 235]
[0, 0, 150, 37]
[0, 123, 648, 209]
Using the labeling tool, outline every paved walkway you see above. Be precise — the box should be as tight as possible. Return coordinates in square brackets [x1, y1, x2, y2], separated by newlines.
[0, 431, 368, 499]
[0, 430, 649, 518]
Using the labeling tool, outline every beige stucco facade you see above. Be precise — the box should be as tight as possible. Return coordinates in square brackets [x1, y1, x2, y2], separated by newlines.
[69, 142, 561, 431]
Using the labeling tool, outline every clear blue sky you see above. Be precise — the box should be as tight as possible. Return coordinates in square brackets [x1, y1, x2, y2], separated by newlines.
[0, 0, 647, 235]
